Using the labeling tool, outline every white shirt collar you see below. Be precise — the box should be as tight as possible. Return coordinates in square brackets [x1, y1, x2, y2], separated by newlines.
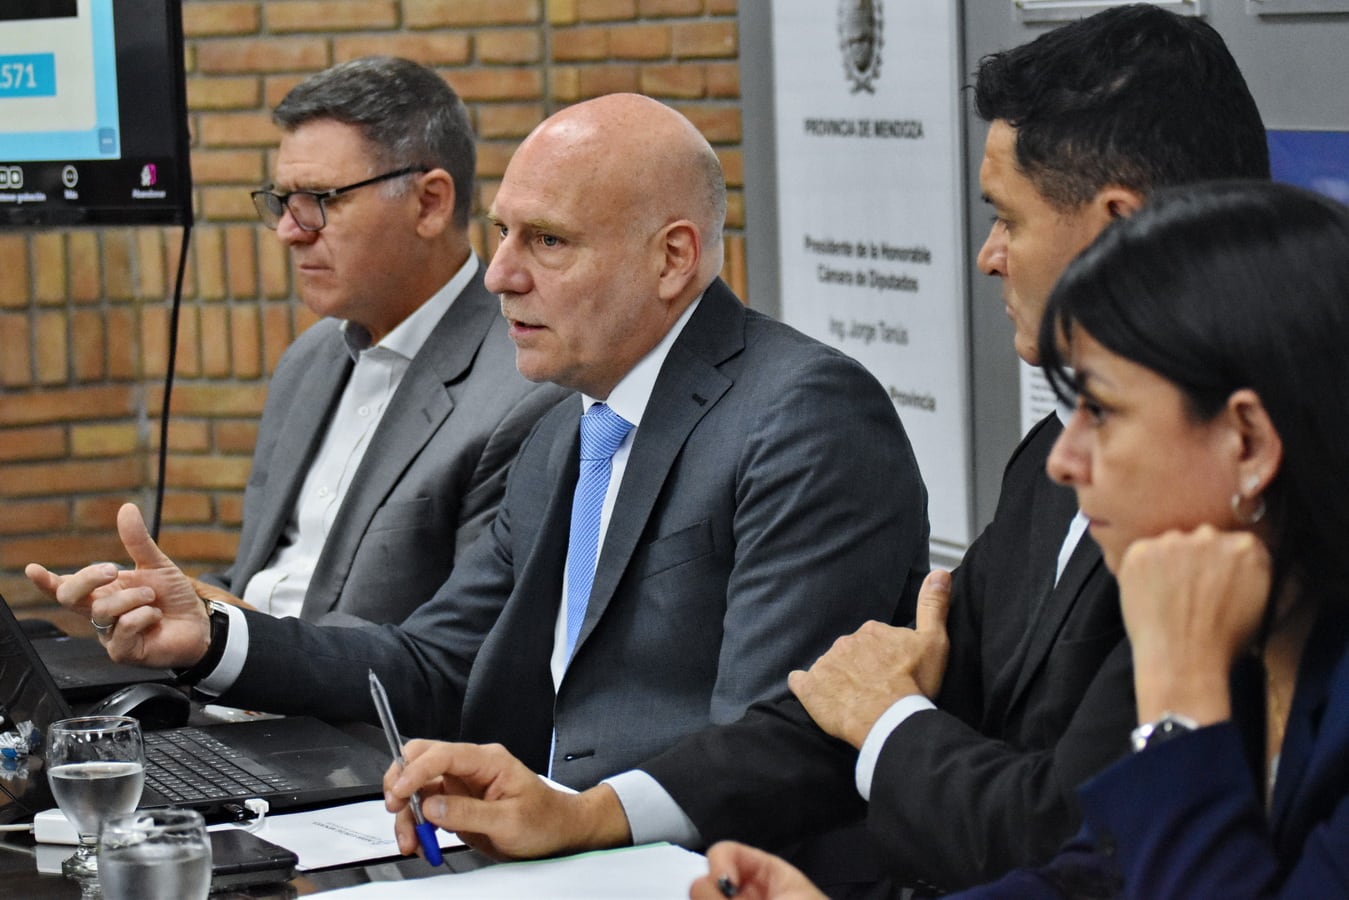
[340, 254, 479, 361]
[580, 293, 703, 426]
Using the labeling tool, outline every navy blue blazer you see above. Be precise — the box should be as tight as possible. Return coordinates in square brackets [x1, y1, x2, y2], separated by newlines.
[959, 602, 1349, 898]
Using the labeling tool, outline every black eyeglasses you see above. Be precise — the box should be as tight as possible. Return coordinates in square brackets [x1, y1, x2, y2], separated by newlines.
[250, 166, 429, 232]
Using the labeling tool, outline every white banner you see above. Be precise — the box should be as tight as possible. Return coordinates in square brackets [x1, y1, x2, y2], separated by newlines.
[771, 0, 971, 550]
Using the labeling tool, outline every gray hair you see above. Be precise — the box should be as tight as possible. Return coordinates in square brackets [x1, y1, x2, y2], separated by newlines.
[274, 56, 476, 228]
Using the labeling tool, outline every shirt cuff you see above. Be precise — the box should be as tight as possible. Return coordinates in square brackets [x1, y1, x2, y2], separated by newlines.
[195, 604, 249, 698]
[603, 770, 704, 848]
[855, 694, 937, 800]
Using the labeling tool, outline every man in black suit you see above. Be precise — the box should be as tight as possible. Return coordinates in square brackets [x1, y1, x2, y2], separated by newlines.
[375, 6, 1271, 892]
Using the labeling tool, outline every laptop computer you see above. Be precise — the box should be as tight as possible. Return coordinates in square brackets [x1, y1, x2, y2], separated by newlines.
[0, 593, 391, 825]
[32, 632, 177, 701]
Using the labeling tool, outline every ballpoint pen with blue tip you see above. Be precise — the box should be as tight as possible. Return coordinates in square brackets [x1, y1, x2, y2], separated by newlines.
[368, 669, 444, 866]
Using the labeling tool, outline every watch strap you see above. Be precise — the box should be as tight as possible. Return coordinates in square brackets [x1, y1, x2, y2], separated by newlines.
[173, 598, 230, 688]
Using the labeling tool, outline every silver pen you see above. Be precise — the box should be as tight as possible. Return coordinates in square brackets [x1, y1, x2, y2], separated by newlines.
[368, 669, 443, 866]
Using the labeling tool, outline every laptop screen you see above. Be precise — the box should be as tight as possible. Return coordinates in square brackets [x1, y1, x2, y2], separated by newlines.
[0, 593, 73, 823]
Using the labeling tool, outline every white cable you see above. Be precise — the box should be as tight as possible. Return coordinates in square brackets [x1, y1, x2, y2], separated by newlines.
[243, 798, 269, 832]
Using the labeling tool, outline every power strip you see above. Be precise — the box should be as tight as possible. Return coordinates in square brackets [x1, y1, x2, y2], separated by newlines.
[33, 808, 78, 845]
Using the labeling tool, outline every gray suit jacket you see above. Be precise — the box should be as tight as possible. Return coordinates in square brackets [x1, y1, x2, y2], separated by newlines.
[199, 263, 570, 625]
[219, 280, 930, 789]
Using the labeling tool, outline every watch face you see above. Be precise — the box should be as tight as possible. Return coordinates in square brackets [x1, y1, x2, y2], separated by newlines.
[1131, 713, 1198, 752]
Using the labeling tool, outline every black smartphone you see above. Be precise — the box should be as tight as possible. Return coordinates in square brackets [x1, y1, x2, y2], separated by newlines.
[210, 828, 299, 889]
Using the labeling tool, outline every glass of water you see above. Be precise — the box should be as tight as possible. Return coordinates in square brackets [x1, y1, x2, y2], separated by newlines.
[46, 716, 145, 881]
[99, 808, 212, 900]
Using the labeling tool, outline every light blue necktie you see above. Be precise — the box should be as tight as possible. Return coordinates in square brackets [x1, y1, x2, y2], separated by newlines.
[563, 402, 633, 661]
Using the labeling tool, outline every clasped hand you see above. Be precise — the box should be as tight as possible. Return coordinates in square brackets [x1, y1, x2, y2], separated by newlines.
[24, 502, 212, 669]
[789, 570, 952, 749]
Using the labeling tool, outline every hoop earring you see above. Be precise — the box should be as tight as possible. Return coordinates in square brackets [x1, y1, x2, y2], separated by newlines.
[1231, 491, 1266, 525]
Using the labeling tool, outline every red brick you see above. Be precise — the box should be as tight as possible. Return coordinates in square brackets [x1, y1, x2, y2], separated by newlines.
[706, 61, 739, 97]
[718, 147, 744, 188]
[136, 230, 167, 302]
[159, 492, 215, 525]
[106, 307, 138, 380]
[405, 0, 540, 28]
[448, 69, 545, 102]
[265, 2, 398, 33]
[0, 235, 29, 307]
[214, 420, 260, 454]
[548, 0, 580, 25]
[0, 458, 143, 499]
[0, 313, 31, 387]
[0, 533, 131, 571]
[192, 149, 266, 186]
[67, 232, 102, 303]
[477, 29, 543, 65]
[200, 186, 261, 221]
[0, 385, 138, 426]
[639, 0, 703, 14]
[162, 384, 268, 417]
[71, 423, 140, 458]
[217, 492, 246, 526]
[612, 24, 672, 59]
[332, 33, 472, 66]
[577, 64, 641, 97]
[673, 21, 736, 58]
[258, 232, 291, 299]
[34, 310, 68, 385]
[0, 499, 69, 535]
[578, 0, 638, 21]
[641, 63, 705, 98]
[71, 309, 106, 382]
[103, 231, 136, 300]
[475, 103, 546, 139]
[261, 302, 294, 373]
[226, 226, 261, 297]
[187, 75, 261, 110]
[164, 455, 254, 490]
[149, 419, 212, 453]
[182, 2, 261, 38]
[198, 112, 283, 148]
[32, 233, 66, 303]
[679, 104, 741, 142]
[231, 305, 263, 379]
[194, 228, 228, 301]
[553, 26, 608, 61]
[201, 304, 231, 377]
[196, 38, 330, 75]
[263, 75, 308, 110]
[0, 425, 65, 462]
[162, 528, 242, 570]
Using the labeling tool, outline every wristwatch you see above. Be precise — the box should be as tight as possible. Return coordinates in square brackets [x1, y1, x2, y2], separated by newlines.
[1130, 711, 1199, 753]
[173, 598, 231, 688]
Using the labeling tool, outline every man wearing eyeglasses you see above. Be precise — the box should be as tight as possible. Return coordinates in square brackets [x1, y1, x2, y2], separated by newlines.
[195, 57, 569, 626]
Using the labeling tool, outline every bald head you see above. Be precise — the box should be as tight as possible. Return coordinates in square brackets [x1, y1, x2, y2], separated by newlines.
[484, 94, 730, 398]
[515, 94, 726, 283]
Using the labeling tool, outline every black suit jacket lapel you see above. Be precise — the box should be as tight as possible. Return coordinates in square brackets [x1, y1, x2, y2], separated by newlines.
[1005, 518, 1105, 713]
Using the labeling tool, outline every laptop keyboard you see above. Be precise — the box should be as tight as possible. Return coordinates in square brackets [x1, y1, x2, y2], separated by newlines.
[144, 728, 295, 803]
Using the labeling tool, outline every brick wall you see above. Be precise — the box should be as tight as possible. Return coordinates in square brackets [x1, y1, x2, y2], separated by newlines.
[0, 0, 744, 608]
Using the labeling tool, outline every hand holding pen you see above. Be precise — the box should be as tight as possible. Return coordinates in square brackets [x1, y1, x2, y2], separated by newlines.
[369, 669, 444, 867]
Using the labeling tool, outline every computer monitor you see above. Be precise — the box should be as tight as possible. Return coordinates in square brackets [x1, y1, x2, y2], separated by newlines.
[0, 0, 192, 229]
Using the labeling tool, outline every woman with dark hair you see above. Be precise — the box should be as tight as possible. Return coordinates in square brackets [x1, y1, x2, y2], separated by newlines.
[690, 181, 1349, 899]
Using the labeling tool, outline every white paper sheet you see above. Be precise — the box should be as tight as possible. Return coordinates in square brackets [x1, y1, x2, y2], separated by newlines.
[209, 799, 463, 871]
[320, 842, 707, 898]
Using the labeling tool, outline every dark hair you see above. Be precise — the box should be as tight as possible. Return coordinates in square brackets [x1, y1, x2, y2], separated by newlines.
[274, 56, 476, 229]
[974, 4, 1269, 208]
[1041, 181, 1349, 598]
